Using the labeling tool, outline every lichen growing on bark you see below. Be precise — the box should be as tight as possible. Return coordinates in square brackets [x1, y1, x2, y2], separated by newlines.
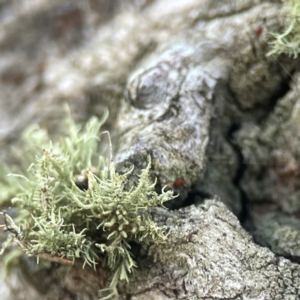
[268, 0, 300, 58]
[0, 112, 175, 299]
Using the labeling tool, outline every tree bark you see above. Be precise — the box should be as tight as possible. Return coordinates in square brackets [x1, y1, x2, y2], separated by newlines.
[1, 0, 300, 299]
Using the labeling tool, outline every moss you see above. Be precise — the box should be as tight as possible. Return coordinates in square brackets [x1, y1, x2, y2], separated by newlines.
[0, 110, 175, 299]
[268, 0, 300, 58]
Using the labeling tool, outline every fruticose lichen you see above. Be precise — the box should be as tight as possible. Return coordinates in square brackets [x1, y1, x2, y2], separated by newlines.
[268, 0, 300, 58]
[0, 111, 175, 299]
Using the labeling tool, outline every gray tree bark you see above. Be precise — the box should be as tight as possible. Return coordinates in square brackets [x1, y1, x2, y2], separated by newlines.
[1, 0, 300, 299]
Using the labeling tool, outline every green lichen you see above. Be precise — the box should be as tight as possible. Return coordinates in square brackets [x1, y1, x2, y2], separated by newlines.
[0, 111, 175, 299]
[268, 0, 300, 58]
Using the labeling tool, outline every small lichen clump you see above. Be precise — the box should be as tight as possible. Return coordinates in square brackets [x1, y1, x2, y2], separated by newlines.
[0, 112, 175, 299]
[268, 0, 300, 58]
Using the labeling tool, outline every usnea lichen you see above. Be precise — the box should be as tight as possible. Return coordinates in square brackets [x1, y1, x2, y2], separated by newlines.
[0, 111, 175, 299]
[268, 0, 300, 58]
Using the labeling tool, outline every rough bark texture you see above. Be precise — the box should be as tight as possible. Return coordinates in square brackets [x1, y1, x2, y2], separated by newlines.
[1, 0, 300, 299]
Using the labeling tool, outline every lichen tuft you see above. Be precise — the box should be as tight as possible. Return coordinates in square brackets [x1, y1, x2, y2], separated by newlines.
[268, 0, 300, 58]
[0, 111, 175, 299]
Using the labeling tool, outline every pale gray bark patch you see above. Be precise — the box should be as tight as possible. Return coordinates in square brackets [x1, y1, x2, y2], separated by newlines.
[128, 200, 300, 299]
[114, 1, 298, 213]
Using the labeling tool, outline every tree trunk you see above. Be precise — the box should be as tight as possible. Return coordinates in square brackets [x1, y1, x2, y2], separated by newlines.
[1, 0, 300, 299]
